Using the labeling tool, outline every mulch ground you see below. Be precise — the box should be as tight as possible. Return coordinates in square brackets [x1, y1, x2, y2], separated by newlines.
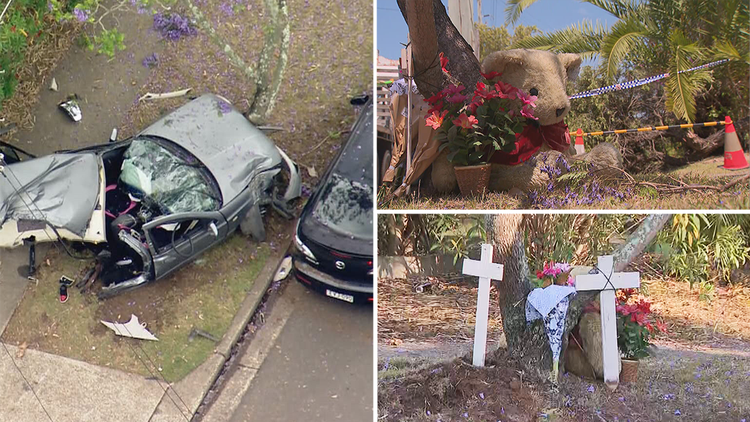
[378, 270, 750, 421]
[378, 275, 504, 345]
[379, 351, 546, 422]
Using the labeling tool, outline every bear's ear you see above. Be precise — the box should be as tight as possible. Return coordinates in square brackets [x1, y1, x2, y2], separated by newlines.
[481, 50, 526, 75]
[558, 53, 582, 82]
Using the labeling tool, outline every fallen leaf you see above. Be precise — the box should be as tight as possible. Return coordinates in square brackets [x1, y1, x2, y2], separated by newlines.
[307, 166, 318, 178]
[16, 342, 27, 359]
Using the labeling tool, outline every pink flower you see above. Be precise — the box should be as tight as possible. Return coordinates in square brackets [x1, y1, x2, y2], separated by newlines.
[427, 101, 444, 115]
[495, 81, 520, 99]
[447, 93, 468, 103]
[425, 91, 446, 106]
[517, 90, 538, 107]
[452, 113, 478, 129]
[426, 110, 448, 129]
[520, 105, 538, 120]
[439, 52, 450, 75]
[442, 85, 465, 96]
[481, 71, 502, 80]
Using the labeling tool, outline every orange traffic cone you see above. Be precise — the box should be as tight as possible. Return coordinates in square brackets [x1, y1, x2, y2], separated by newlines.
[722, 116, 749, 170]
[575, 128, 585, 155]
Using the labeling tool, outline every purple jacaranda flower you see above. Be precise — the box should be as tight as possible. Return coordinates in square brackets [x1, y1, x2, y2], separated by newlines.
[72, 7, 89, 22]
[674, 409, 681, 416]
[153, 12, 197, 40]
[47, 2, 53, 11]
[142, 53, 159, 68]
[217, 99, 232, 114]
[219, 2, 234, 15]
[479, 392, 484, 399]
[587, 385, 595, 393]
[664, 394, 675, 400]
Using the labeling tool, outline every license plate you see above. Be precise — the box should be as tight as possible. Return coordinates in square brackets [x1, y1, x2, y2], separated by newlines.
[326, 289, 354, 303]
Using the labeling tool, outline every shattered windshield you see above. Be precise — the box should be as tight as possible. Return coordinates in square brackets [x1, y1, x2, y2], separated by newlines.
[312, 105, 373, 240]
[119, 138, 220, 214]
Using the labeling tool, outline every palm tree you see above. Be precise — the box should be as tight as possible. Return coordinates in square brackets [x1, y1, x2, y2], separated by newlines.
[505, 0, 749, 123]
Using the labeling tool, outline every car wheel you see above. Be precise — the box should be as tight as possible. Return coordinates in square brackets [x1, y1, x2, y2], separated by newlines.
[240, 204, 266, 242]
[379, 149, 391, 185]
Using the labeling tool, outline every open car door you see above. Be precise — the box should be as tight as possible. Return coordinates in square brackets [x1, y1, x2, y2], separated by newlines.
[142, 211, 228, 279]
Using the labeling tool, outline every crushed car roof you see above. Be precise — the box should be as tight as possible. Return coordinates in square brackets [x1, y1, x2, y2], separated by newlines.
[138, 94, 282, 202]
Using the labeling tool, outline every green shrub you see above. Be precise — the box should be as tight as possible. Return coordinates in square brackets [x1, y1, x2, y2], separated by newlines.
[655, 214, 750, 287]
[0, 0, 48, 104]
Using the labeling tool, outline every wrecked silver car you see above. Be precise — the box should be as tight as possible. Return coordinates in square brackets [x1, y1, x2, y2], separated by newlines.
[0, 94, 301, 297]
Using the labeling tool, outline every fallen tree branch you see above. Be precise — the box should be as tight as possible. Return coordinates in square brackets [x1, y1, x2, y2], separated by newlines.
[600, 165, 749, 194]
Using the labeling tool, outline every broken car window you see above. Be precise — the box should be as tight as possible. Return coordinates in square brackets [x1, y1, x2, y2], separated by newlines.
[119, 138, 220, 215]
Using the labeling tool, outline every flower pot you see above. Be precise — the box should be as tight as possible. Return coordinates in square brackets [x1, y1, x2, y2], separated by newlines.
[620, 358, 639, 383]
[454, 164, 491, 196]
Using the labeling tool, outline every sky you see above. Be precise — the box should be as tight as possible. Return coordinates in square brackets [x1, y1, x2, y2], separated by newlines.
[377, 0, 616, 65]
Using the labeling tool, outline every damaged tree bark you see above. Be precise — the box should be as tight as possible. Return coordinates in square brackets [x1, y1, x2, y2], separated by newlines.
[484, 213, 670, 380]
[396, 0, 482, 98]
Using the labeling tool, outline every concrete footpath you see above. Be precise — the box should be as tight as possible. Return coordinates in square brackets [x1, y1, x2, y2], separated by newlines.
[0, 345, 165, 422]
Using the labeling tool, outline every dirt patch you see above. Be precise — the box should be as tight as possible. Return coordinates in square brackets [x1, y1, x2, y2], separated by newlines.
[379, 351, 546, 422]
[378, 275, 504, 344]
[644, 277, 750, 349]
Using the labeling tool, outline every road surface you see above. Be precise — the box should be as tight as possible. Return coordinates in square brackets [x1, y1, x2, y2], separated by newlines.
[203, 279, 373, 422]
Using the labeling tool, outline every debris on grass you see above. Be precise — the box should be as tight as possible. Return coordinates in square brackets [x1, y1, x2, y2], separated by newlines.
[58, 95, 82, 121]
[138, 88, 192, 102]
[101, 314, 159, 341]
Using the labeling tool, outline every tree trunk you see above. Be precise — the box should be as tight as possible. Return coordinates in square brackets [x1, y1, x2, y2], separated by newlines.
[396, 0, 482, 98]
[485, 213, 671, 380]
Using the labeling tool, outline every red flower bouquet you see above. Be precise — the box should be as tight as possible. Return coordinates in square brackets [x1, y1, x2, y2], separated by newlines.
[425, 60, 536, 167]
[616, 289, 667, 360]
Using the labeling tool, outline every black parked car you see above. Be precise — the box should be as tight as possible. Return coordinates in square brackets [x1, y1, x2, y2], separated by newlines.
[292, 97, 373, 304]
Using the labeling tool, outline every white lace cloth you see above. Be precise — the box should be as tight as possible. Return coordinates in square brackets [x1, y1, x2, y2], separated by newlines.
[525, 285, 576, 322]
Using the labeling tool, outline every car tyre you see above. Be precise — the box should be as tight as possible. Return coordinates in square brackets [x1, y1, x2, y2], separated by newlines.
[240, 204, 266, 242]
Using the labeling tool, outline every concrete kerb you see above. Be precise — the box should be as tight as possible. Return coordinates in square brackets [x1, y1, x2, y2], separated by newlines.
[147, 232, 294, 421]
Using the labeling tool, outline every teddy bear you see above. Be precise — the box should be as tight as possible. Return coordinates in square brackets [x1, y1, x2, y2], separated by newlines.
[564, 267, 621, 381]
[431, 48, 623, 194]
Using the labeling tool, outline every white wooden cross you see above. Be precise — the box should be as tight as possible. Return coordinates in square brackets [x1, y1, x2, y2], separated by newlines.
[462, 244, 504, 367]
[575, 255, 640, 389]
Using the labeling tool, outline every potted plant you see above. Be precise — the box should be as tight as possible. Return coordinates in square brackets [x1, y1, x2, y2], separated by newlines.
[615, 289, 667, 382]
[424, 65, 536, 196]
